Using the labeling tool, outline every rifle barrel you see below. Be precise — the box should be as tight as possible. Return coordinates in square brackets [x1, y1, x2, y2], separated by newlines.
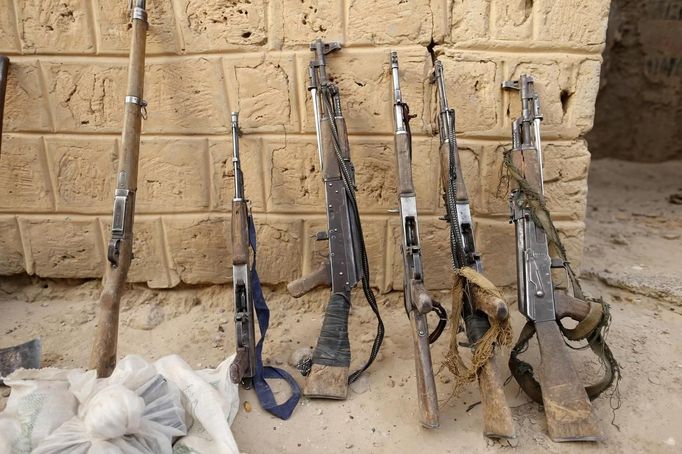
[390, 51, 405, 133]
[231, 112, 244, 200]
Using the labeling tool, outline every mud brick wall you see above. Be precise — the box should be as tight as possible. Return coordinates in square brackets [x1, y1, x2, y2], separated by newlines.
[0, 0, 610, 291]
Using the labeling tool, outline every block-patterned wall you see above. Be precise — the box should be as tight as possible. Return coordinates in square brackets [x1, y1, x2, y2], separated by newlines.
[0, 0, 610, 291]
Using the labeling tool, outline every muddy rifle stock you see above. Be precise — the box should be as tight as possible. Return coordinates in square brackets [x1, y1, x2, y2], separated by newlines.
[286, 39, 384, 399]
[433, 61, 516, 439]
[91, 0, 148, 378]
[390, 52, 448, 429]
[503, 75, 619, 442]
[228, 113, 300, 419]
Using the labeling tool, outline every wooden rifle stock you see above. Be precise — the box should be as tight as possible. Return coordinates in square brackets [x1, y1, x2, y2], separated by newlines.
[90, 0, 148, 378]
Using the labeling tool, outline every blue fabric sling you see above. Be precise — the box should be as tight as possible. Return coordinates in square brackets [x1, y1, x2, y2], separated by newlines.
[247, 216, 301, 420]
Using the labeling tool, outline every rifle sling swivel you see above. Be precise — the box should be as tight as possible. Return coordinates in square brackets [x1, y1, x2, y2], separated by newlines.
[125, 95, 148, 119]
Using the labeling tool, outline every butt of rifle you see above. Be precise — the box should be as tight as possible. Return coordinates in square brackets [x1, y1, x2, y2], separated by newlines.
[304, 364, 349, 399]
[304, 292, 351, 399]
[409, 312, 439, 428]
[478, 352, 516, 439]
[535, 320, 601, 442]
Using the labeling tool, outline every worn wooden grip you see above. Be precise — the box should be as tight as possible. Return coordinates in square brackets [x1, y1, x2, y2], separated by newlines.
[394, 133, 415, 195]
[90, 239, 133, 378]
[287, 261, 331, 298]
[471, 286, 508, 321]
[554, 291, 603, 341]
[535, 321, 601, 442]
[410, 313, 439, 428]
[409, 280, 433, 315]
[554, 291, 590, 320]
[231, 200, 249, 266]
[478, 353, 516, 439]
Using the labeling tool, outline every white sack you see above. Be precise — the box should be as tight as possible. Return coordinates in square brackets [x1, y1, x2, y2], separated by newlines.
[0, 369, 78, 453]
[155, 355, 240, 454]
[0, 354, 240, 454]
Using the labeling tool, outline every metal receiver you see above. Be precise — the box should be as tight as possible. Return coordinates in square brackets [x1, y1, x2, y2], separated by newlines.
[504, 75, 555, 322]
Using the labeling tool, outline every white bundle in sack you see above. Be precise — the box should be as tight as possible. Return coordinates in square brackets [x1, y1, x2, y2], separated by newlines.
[33, 356, 187, 454]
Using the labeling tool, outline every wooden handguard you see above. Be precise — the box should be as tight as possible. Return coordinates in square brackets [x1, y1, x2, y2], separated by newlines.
[394, 133, 415, 195]
[232, 200, 249, 266]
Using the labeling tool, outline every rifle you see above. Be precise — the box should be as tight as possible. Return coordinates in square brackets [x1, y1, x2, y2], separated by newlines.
[90, 0, 148, 378]
[390, 52, 447, 428]
[0, 55, 8, 155]
[503, 75, 618, 442]
[286, 39, 384, 399]
[433, 61, 515, 439]
[229, 111, 257, 387]
[228, 112, 300, 420]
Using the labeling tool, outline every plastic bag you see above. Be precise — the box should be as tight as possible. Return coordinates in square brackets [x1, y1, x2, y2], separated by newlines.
[155, 355, 239, 454]
[33, 355, 186, 454]
[0, 354, 239, 454]
[0, 369, 78, 453]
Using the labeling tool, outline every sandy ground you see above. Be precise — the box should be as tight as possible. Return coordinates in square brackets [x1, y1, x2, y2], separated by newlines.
[1, 158, 681, 453]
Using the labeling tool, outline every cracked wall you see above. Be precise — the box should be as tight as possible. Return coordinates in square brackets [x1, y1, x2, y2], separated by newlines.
[0, 0, 610, 290]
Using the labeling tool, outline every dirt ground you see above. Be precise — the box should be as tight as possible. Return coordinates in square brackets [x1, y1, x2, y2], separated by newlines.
[1, 158, 681, 453]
